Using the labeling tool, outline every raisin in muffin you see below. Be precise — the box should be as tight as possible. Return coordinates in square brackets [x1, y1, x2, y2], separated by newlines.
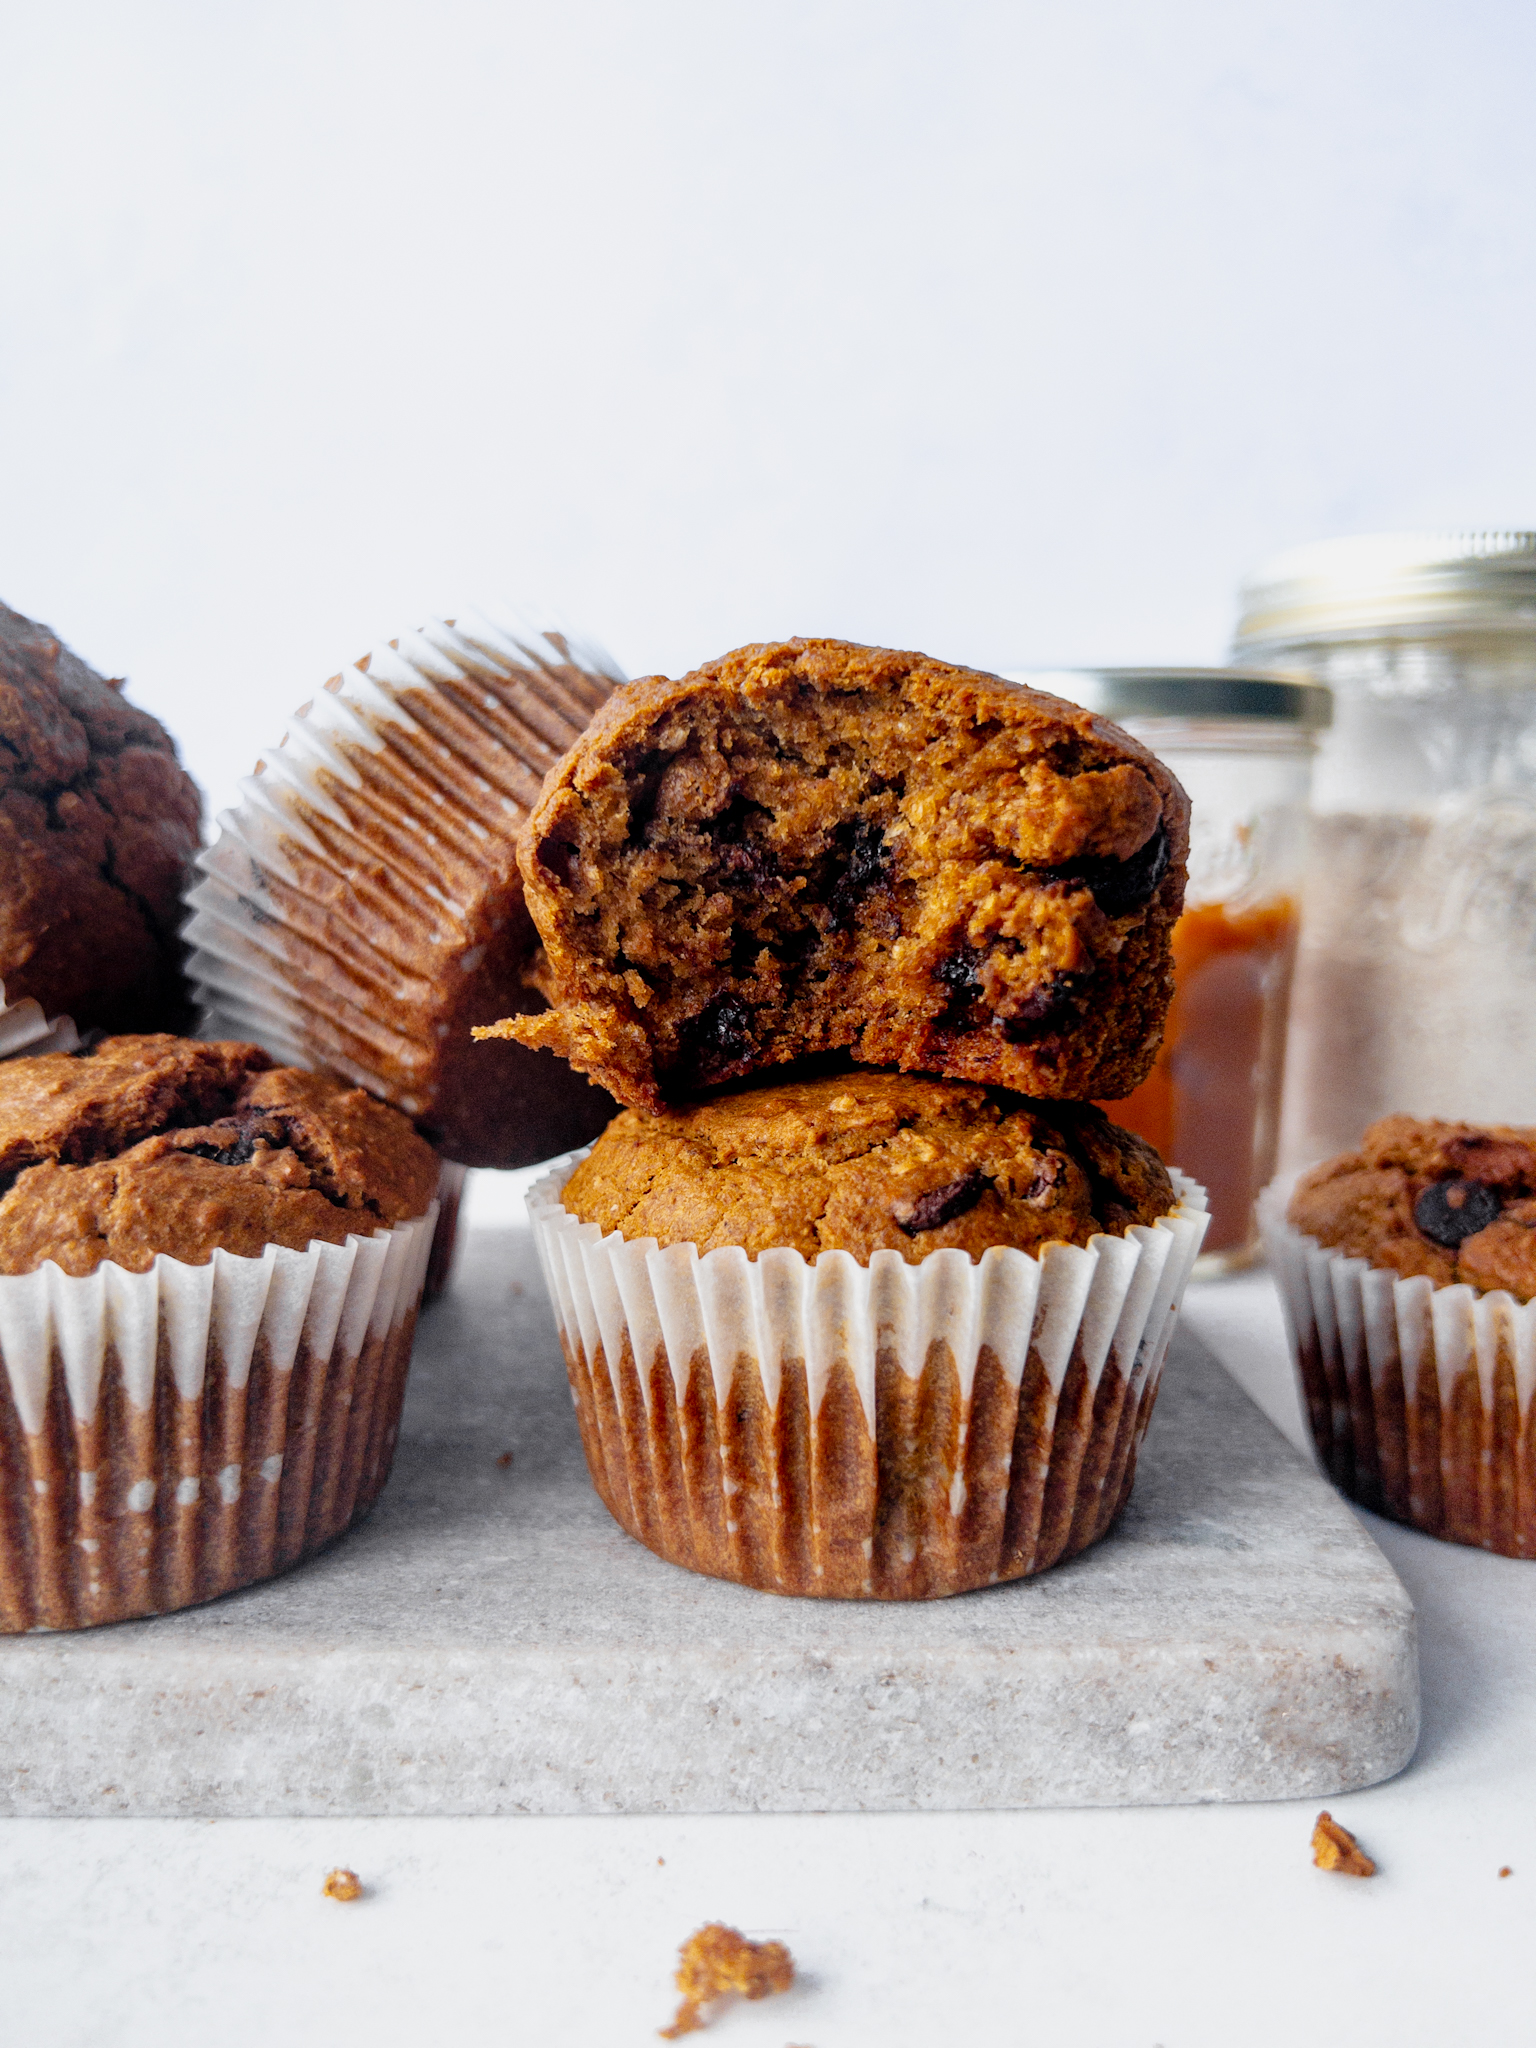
[0, 599, 202, 1035]
[480, 638, 1189, 1112]
[562, 1071, 1174, 1264]
[0, 1034, 441, 1631]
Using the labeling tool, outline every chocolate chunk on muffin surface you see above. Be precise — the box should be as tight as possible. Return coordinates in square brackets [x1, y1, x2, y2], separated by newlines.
[482, 638, 1189, 1113]
[1288, 1113, 1536, 1301]
[0, 1034, 439, 1275]
[0, 600, 202, 1034]
[561, 1070, 1175, 1265]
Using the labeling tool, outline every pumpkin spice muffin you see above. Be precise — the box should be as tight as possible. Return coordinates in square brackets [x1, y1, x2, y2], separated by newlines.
[0, 1035, 440, 1631]
[1287, 1113, 1536, 1300]
[0, 598, 202, 1035]
[561, 1071, 1174, 1264]
[483, 637, 1189, 1113]
[1264, 1114, 1536, 1558]
[532, 1074, 1206, 1599]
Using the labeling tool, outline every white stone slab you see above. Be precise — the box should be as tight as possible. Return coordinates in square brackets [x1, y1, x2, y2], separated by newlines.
[0, 1221, 1418, 1815]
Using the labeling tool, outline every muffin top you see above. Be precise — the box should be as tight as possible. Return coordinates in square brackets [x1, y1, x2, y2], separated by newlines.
[1288, 1114, 1536, 1301]
[0, 1035, 440, 1276]
[0, 599, 202, 1035]
[560, 1071, 1175, 1264]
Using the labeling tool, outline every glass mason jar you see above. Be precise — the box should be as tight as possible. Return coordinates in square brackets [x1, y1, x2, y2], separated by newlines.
[1025, 670, 1329, 1271]
[1231, 532, 1536, 1171]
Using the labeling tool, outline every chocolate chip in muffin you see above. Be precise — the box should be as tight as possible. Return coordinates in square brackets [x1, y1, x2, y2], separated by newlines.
[1413, 1177, 1503, 1248]
[480, 638, 1188, 1113]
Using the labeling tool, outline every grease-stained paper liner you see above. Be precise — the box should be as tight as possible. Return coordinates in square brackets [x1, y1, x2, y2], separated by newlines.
[0, 980, 80, 1060]
[183, 608, 622, 1169]
[0, 1201, 437, 1631]
[1261, 1184, 1536, 1557]
[529, 1164, 1208, 1599]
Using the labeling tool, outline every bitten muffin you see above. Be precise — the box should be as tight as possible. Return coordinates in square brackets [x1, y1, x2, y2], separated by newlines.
[0, 599, 202, 1034]
[480, 638, 1190, 1112]
[0, 1034, 439, 1275]
[0, 1034, 441, 1631]
[562, 1071, 1174, 1264]
[184, 615, 620, 1168]
[1287, 1114, 1536, 1301]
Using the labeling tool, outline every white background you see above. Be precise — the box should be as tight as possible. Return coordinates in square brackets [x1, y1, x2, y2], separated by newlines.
[5, 10, 1536, 2042]
[4, 0, 1535, 825]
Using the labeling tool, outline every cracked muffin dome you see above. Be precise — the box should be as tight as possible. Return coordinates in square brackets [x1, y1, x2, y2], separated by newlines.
[479, 638, 1189, 1112]
[560, 1070, 1175, 1265]
[0, 1034, 439, 1276]
[0, 600, 202, 1034]
[1288, 1114, 1536, 1302]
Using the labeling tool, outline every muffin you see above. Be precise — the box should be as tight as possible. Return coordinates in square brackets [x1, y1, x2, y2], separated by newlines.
[531, 1073, 1207, 1599]
[0, 598, 202, 1035]
[0, 1034, 440, 1629]
[1262, 1115, 1536, 1556]
[184, 611, 621, 1170]
[481, 637, 1190, 1113]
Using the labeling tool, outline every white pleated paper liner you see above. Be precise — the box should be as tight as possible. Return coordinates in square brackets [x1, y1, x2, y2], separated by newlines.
[0, 1201, 438, 1631]
[0, 981, 80, 1060]
[1260, 1182, 1536, 1557]
[528, 1162, 1209, 1599]
[182, 606, 623, 1170]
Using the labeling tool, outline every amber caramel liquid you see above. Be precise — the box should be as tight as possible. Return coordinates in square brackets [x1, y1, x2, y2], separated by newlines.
[1103, 898, 1299, 1256]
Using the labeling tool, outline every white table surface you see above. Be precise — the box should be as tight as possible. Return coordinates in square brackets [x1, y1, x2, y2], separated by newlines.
[3, 1174, 1532, 2047]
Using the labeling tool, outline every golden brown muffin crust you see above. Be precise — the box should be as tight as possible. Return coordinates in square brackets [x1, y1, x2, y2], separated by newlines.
[0, 1036, 439, 1275]
[561, 1071, 1174, 1264]
[1288, 1114, 1536, 1300]
[481, 638, 1189, 1113]
[0, 599, 202, 1033]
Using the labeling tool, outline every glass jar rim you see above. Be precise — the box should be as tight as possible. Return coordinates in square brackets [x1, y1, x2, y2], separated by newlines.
[1011, 667, 1332, 729]
[1234, 530, 1536, 652]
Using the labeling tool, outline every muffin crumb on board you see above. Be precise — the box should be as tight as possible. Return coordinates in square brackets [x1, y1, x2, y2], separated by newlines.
[659, 1923, 795, 2038]
[1311, 1813, 1376, 1877]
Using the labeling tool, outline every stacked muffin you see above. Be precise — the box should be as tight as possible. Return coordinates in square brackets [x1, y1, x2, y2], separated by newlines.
[491, 638, 1210, 1597]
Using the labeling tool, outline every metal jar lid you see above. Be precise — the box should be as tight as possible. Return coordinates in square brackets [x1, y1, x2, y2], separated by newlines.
[1233, 531, 1536, 652]
[1018, 667, 1332, 729]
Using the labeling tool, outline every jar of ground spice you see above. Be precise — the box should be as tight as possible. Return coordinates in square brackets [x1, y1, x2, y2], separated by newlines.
[1023, 669, 1329, 1269]
[1232, 532, 1536, 1171]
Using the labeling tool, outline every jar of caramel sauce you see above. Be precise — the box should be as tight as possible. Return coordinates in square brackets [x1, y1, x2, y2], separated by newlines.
[1023, 670, 1330, 1270]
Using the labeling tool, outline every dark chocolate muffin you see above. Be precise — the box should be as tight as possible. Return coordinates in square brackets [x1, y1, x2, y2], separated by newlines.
[0, 600, 202, 1034]
[0, 1034, 439, 1275]
[561, 1071, 1175, 1265]
[481, 638, 1189, 1112]
[1288, 1113, 1536, 1302]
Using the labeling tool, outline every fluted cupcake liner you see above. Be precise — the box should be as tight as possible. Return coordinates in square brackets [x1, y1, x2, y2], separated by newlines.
[1261, 1185, 1536, 1557]
[181, 607, 622, 1169]
[529, 1162, 1208, 1599]
[0, 980, 80, 1059]
[0, 1201, 437, 1630]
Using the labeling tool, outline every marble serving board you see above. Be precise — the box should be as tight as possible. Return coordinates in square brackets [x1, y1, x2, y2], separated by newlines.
[0, 1219, 1418, 1816]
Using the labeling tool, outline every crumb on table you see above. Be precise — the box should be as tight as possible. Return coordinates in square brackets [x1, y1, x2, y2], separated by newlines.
[1311, 1813, 1376, 1877]
[659, 1922, 795, 2037]
[322, 1867, 364, 1902]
